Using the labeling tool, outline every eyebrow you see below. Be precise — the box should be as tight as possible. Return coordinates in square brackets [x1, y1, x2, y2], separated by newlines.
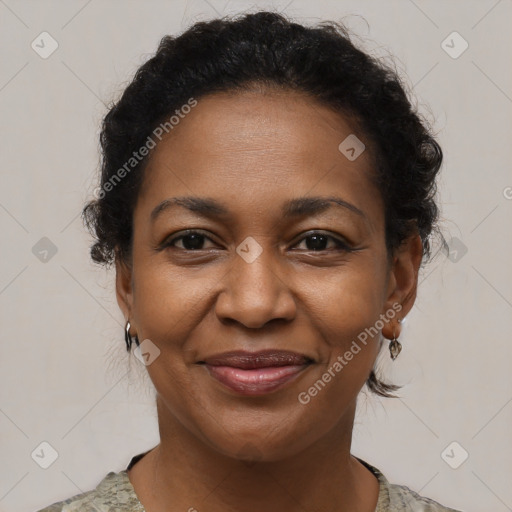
[150, 195, 366, 223]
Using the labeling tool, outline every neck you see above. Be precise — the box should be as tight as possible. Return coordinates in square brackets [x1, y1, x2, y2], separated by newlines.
[129, 395, 379, 512]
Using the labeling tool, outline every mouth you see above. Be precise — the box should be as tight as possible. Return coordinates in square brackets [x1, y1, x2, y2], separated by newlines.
[197, 350, 314, 396]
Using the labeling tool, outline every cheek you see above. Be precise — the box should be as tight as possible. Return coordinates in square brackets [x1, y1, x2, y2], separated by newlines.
[130, 263, 207, 419]
[132, 258, 221, 342]
[303, 257, 388, 340]
[297, 257, 387, 395]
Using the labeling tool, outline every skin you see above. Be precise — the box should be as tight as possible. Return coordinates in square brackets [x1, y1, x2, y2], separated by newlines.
[116, 87, 423, 512]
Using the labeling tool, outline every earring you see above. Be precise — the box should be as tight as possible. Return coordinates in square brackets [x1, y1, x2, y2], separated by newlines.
[389, 319, 402, 360]
[124, 320, 140, 352]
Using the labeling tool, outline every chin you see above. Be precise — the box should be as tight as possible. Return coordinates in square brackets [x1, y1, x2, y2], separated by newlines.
[197, 418, 317, 464]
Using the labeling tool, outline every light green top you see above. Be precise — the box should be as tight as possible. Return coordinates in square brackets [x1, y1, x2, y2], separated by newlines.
[36, 452, 462, 511]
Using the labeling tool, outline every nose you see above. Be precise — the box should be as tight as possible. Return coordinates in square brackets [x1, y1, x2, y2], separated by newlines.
[214, 244, 296, 329]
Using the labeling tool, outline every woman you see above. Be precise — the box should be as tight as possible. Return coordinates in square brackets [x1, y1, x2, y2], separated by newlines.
[37, 10, 462, 512]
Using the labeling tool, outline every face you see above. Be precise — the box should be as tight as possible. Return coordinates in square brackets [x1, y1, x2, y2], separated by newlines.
[116, 88, 421, 461]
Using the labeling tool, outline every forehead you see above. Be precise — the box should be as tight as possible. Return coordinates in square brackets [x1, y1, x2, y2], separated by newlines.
[135, 88, 383, 229]
[145, 87, 371, 172]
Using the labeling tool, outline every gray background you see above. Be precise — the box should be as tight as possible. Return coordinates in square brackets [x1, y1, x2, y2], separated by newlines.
[1, 1, 511, 511]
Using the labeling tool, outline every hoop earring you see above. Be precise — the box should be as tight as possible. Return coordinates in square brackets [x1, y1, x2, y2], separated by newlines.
[124, 320, 140, 352]
[389, 322, 402, 361]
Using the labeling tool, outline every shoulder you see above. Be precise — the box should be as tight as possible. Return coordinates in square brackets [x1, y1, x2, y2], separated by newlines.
[385, 481, 463, 511]
[35, 470, 144, 512]
[355, 457, 463, 512]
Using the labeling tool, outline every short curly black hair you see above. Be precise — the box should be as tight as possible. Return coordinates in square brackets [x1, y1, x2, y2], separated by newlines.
[82, 10, 442, 398]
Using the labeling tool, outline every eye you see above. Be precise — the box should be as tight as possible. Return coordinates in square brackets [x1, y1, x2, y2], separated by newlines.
[163, 230, 217, 250]
[292, 231, 352, 252]
[162, 230, 352, 252]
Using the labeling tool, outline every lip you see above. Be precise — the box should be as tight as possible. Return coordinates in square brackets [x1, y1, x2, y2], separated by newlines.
[200, 350, 313, 368]
[198, 350, 313, 396]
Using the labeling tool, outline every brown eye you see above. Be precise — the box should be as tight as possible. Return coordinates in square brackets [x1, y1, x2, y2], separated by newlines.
[164, 230, 216, 250]
[293, 232, 352, 252]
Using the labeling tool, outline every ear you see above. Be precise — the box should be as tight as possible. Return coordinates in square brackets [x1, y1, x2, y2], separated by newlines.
[382, 233, 423, 340]
[115, 255, 134, 324]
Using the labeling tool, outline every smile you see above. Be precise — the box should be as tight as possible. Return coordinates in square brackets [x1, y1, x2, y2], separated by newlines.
[203, 364, 311, 395]
[198, 350, 313, 396]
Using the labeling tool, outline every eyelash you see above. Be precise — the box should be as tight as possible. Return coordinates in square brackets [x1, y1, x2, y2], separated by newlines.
[162, 229, 353, 252]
